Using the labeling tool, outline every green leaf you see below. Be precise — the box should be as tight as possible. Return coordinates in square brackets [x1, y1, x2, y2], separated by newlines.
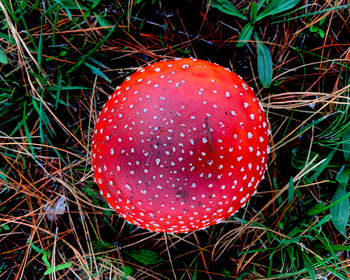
[28, 240, 50, 256]
[96, 16, 113, 27]
[94, 11, 113, 27]
[209, 0, 247, 20]
[336, 164, 350, 186]
[42, 254, 52, 268]
[342, 126, 350, 162]
[91, 0, 101, 9]
[0, 48, 8, 64]
[256, 36, 273, 88]
[37, 19, 43, 66]
[84, 62, 111, 83]
[309, 25, 325, 38]
[288, 177, 294, 204]
[236, 23, 254, 47]
[237, 270, 251, 280]
[309, 25, 319, 33]
[308, 147, 337, 183]
[221, 267, 232, 278]
[256, 0, 301, 21]
[1, 224, 10, 231]
[250, 1, 258, 24]
[44, 262, 72, 275]
[55, 69, 62, 109]
[124, 249, 164, 265]
[20, 0, 31, 9]
[318, 29, 325, 38]
[330, 184, 349, 238]
[123, 265, 134, 277]
[92, 240, 114, 252]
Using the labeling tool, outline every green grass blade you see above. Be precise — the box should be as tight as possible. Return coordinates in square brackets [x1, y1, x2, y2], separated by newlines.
[42, 254, 52, 269]
[52, 5, 60, 45]
[14, 0, 37, 49]
[209, 0, 247, 20]
[47, 85, 91, 91]
[0, 48, 9, 64]
[342, 126, 350, 162]
[31, 95, 55, 140]
[308, 191, 350, 216]
[95, 11, 113, 27]
[55, 70, 62, 109]
[28, 240, 50, 256]
[67, 25, 115, 74]
[272, 4, 350, 23]
[44, 262, 72, 275]
[40, 3, 60, 45]
[326, 244, 350, 251]
[124, 249, 163, 265]
[22, 101, 36, 159]
[237, 270, 251, 280]
[302, 253, 316, 280]
[250, 1, 257, 24]
[313, 214, 331, 229]
[37, 19, 43, 67]
[91, 0, 102, 9]
[9, 117, 27, 137]
[308, 147, 337, 183]
[257, 0, 267, 12]
[84, 62, 111, 83]
[53, 0, 72, 20]
[1, 0, 17, 24]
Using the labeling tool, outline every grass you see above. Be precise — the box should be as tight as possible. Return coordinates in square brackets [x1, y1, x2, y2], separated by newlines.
[0, 0, 349, 279]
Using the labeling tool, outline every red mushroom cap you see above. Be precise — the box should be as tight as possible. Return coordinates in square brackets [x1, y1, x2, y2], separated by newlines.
[91, 58, 269, 233]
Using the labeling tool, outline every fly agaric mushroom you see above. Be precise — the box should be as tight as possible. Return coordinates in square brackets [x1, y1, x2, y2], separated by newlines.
[91, 58, 269, 233]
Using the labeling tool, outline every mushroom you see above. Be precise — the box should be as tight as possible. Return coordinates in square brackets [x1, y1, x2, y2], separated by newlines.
[91, 58, 269, 233]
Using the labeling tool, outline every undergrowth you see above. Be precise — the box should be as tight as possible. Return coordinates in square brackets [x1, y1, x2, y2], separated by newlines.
[0, 0, 349, 279]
